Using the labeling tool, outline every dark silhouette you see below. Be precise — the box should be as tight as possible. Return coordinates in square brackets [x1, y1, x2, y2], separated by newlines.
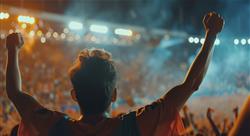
[207, 108, 221, 136]
[233, 106, 239, 120]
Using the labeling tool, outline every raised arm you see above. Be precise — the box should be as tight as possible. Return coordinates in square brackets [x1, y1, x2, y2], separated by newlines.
[233, 106, 239, 120]
[136, 13, 224, 136]
[207, 107, 221, 136]
[6, 33, 23, 98]
[164, 12, 224, 111]
[6, 33, 43, 121]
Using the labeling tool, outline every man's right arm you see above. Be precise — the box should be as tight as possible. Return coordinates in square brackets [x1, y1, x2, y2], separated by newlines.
[6, 33, 44, 122]
[6, 33, 63, 135]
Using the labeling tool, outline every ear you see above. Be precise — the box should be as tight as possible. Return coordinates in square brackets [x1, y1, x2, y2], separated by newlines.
[71, 89, 77, 102]
[111, 88, 117, 102]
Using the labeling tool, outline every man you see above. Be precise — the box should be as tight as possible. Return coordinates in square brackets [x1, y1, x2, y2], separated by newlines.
[5, 12, 224, 136]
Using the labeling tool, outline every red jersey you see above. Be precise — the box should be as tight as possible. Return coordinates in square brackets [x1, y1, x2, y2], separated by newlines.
[18, 98, 185, 136]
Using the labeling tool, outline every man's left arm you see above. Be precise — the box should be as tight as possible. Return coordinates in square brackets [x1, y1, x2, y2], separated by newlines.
[164, 12, 224, 112]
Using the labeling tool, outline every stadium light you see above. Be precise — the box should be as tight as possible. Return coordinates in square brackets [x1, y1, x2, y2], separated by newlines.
[200, 38, 205, 44]
[0, 12, 9, 20]
[248, 39, 250, 44]
[63, 28, 69, 33]
[90, 24, 108, 33]
[60, 33, 66, 39]
[21, 23, 27, 29]
[17, 15, 35, 24]
[40, 37, 46, 43]
[241, 39, 246, 45]
[9, 29, 14, 34]
[68, 21, 83, 30]
[114, 28, 133, 36]
[194, 37, 199, 44]
[215, 39, 220, 45]
[45, 32, 52, 38]
[0, 34, 5, 39]
[234, 39, 239, 45]
[53, 32, 58, 38]
[15, 29, 20, 33]
[29, 31, 35, 37]
[188, 37, 194, 43]
[36, 30, 43, 37]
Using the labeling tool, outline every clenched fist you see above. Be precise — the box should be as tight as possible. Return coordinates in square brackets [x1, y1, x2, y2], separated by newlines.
[203, 12, 224, 34]
[6, 33, 24, 51]
[207, 107, 215, 119]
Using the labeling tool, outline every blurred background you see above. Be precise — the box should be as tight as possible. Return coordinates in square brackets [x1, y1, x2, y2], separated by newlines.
[0, 0, 249, 135]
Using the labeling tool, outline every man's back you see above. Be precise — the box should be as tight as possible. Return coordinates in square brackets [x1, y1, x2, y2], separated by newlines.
[48, 112, 140, 136]
[18, 98, 184, 136]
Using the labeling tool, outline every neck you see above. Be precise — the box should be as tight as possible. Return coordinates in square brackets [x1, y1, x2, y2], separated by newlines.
[79, 112, 109, 125]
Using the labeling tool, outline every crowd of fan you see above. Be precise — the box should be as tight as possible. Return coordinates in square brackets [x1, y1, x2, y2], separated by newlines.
[180, 105, 237, 136]
[0, 40, 249, 136]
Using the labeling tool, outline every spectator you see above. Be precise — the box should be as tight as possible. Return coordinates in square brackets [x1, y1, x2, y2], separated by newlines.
[5, 12, 223, 136]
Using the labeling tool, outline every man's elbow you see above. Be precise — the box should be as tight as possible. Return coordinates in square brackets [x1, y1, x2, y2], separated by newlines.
[6, 87, 20, 101]
[182, 81, 200, 92]
[6, 91, 16, 101]
[192, 84, 200, 91]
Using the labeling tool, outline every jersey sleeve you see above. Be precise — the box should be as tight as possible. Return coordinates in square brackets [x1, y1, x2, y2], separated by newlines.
[136, 97, 185, 136]
[18, 108, 64, 136]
